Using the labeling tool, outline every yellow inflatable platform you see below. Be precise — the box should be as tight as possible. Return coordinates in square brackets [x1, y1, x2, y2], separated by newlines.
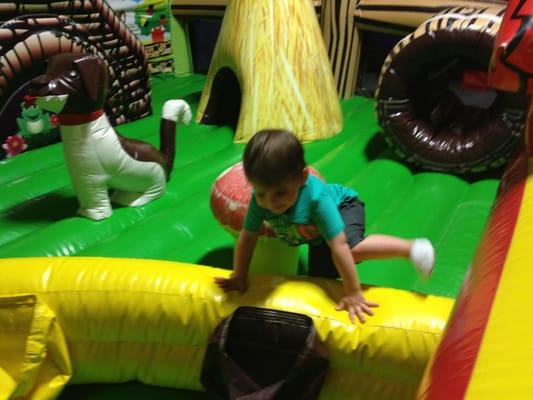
[0, 257, 453, 399]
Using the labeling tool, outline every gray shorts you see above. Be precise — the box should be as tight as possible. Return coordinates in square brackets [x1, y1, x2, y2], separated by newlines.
[308, 198, 365, 278]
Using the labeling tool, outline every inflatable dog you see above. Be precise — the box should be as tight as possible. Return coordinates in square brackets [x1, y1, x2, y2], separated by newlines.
[27, 53, 191, 220]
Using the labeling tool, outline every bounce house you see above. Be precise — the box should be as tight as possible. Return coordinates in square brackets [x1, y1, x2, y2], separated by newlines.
[0, 0, 532, 399]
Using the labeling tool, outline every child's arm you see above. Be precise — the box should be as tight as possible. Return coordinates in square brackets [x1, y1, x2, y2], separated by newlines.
[326, 232, 379, 323]
[214, 229, 259, 293]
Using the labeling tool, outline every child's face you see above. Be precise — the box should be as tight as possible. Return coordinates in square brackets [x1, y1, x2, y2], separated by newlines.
[251, 169, 308, 215]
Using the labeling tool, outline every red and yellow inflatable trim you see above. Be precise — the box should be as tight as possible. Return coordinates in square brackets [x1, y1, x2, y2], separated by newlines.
[420, 0, 533, 396]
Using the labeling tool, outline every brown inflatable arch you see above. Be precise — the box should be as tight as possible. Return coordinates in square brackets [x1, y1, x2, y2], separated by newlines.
[375, 7, 527, 173]
[0, 0, 151, 126]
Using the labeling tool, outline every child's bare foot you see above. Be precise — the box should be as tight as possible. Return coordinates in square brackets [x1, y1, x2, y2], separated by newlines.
[410, 238, 435, 279]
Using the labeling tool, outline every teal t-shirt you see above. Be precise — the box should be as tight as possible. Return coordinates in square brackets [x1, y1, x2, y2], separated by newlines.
[243, 175, 358, 246]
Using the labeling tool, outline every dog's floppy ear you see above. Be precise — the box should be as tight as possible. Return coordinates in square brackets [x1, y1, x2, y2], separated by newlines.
[73, 56, 107, 102]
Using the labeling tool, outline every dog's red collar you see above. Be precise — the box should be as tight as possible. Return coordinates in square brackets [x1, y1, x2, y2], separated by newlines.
[58, 109, 105, 126]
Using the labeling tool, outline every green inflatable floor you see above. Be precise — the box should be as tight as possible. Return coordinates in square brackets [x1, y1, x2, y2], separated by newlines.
[0, 73, 500, 398]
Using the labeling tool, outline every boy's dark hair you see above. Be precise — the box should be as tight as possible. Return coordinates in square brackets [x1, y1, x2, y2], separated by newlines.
[243, 129, 306, 186]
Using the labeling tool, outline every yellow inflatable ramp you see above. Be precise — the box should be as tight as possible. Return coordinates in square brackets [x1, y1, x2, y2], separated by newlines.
[0, 257, 453, 399]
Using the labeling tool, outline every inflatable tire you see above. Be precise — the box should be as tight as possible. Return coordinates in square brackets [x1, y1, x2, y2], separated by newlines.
[375, 8, 526, 173]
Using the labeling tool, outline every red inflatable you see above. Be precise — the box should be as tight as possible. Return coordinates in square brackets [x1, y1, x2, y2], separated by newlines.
[489, 0, 533, 94]
[210, 162, 322, 237]
[489, 0, 533, 155]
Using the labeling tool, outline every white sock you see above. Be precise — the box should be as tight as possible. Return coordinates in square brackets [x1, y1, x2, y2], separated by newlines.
[410, 238, 435, 279]
[162, 99, 192, 124]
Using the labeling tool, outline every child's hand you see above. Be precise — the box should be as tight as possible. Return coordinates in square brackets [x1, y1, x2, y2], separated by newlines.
[336, 291, 379, 324]
[214, 274, 248, 293]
